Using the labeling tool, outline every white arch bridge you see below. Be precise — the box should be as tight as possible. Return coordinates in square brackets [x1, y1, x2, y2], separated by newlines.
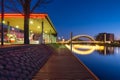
[59, 35, 111, 44]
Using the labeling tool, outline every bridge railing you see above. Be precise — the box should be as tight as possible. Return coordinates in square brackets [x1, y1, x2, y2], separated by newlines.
[57, 41, 111, 44]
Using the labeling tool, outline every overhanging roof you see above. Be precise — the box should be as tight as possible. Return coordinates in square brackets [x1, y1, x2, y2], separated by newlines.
[0, 13, 57, 35]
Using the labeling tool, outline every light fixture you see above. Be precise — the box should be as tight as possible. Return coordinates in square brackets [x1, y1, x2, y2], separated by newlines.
[16, 25, 19, 28]
[2, 20, 5, 24]
[30, 30, 33, 33]
[37, 26, 40, 28]
[12, 28, 14, 30]
[30, 21, 33, 24]
[45, 31, 48, 33]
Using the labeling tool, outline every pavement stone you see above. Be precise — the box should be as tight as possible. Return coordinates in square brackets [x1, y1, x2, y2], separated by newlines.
[0, 44, 53, 80]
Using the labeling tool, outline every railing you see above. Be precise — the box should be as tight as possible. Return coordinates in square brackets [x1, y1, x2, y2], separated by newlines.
[57, 41, 111, 44]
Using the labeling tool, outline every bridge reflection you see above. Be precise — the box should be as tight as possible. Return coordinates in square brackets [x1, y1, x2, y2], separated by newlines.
[65, 44, 104, 55]
[66, 44, 115, 55]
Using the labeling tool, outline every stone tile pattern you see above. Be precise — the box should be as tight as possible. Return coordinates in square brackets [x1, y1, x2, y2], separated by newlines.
[0, 44, 53, 80]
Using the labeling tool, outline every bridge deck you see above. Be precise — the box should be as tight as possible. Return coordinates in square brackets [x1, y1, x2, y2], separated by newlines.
[32, 46, 99, 80]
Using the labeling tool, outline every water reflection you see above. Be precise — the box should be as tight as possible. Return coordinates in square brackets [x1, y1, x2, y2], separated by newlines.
[70, 45, 120, 80]
[66, 44, 95, 55]
[66, 44, 114, 55]
[65, 44, 104, 55]
[114, 47, 120, 54]
[97, 47, 114, 55]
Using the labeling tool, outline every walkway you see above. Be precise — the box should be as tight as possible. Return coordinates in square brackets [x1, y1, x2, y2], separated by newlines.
[33, 45, 99, 80]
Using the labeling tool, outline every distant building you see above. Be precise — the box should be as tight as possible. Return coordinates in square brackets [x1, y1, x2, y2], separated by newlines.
[95, 33, 114, 42]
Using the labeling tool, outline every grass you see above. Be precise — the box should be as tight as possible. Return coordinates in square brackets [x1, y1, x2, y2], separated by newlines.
[48, 43, 66, 49]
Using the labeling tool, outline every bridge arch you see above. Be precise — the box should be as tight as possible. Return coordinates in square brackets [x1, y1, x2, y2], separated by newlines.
[67, 35, 95, 43]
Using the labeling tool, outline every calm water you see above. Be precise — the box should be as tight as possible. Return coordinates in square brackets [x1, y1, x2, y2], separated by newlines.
[66, 45, 120, 80]
[67, 45, 120, 80]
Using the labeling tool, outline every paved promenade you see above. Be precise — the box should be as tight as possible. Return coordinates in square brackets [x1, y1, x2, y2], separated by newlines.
[33, 45, 99, 80]
[0, 44, 53, 80]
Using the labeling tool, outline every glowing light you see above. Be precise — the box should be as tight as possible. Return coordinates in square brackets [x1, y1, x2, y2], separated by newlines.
[67, 35, 95, 43]
[30, 31, 33, 33]
[62, 39, 65, 42]
[2, 20, 5, 23]
[95, 45, 104, 50]
[65, 44, 95, 55]
[45, 31, 48, 33]
[0, 13, 47, 18]
[37, 26, 40, 28]
[16, 25, 19, 28]
[65, 44, 104, 55]
[11, 28, 14, 30]
[30, 21, 33, 24]
[58, 37, 61, 40]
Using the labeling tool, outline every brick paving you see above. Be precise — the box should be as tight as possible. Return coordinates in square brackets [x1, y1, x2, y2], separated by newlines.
[0, 44, 53, 80]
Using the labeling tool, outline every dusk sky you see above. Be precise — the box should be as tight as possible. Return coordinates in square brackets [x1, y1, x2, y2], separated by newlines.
[38, 0, 120, 40]
[2, 0, 120, 40]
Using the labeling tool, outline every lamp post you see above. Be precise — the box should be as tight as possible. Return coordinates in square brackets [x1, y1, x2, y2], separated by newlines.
[1, 0, 4, 45]
[104, 33, 106, 43]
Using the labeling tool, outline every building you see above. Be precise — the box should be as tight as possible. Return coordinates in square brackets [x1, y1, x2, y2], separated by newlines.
[0, 13, 57, 44]
[95, 33, 114, 42]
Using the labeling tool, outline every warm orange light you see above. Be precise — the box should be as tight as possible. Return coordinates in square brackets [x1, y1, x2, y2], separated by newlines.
[0, 13, 47, 18]
[65, 44, 104, 55]
[65, 44, 95, 55]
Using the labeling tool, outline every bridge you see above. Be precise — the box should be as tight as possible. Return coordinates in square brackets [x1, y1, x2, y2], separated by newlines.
[58, 34, 111, 44]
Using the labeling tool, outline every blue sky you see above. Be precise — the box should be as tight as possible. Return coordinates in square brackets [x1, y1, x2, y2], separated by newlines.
[37, 0, 120, 39]
[2, 0, 120, 39]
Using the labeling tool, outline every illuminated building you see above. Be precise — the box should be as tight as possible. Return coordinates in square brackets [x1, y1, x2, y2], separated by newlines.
[95, 33, 114, 42]
[0, 13, 57, 44]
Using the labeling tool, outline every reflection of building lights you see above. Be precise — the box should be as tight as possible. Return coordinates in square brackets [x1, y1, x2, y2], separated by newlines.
[65, 44, 104, 55]
[95, 45, 104, 50]
[115, 47, 119, 54]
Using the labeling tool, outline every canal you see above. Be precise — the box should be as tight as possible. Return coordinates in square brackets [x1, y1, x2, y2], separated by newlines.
[66, 44, 120, 80]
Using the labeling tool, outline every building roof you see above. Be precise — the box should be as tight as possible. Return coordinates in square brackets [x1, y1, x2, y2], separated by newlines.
[0, 13, 57, 35]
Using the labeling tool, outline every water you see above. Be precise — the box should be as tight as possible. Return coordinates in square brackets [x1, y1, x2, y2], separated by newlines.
[66, 44, 120, 80]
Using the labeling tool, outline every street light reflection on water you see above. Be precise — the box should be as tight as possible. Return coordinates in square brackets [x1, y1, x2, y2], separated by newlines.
[65, 44, 104, 55]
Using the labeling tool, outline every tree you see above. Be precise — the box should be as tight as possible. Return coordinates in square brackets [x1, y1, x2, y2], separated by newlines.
[1, 0, 52, 44]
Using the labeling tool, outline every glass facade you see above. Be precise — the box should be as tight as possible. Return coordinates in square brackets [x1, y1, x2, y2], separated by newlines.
[0, 13, 57, 44]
